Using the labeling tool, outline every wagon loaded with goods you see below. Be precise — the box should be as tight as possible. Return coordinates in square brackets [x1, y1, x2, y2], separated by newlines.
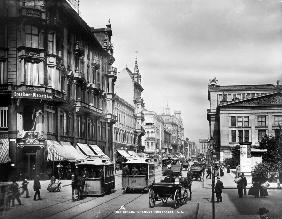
[190, 164, 204, 181]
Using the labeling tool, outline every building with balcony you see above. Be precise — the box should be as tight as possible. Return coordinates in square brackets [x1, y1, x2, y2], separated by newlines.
[0, 0, 117, 180]
[207, 78, 282, 162]
[142, 110, 164, 157]
[112, 95, 137, 165]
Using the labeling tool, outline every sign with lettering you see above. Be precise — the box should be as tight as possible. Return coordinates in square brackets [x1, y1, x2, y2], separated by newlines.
[12, 91, 53, 100]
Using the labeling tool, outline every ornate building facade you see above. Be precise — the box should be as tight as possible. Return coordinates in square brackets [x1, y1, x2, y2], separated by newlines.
[207, 78, 281, 161]
[160, 105, 184, 155]
[142, 110, 164, 156]
[0, 0, 116, 179]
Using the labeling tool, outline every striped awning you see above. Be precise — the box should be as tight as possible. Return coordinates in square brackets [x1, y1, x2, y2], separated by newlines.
[77, 143, 96, 157]
[89, 145, 110, 159]
[116, 149, 131, 158]
[60, 141, 86, 161]
[46, 140, 65, 161]
[0, 139, 11, 163]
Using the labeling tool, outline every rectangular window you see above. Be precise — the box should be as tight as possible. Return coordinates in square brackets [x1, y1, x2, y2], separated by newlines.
[48, 32, 55, 54]
[244, 116, 249, 127]
[25, 62, 43, 86]
[257, 115, 266, 127]
[258, 130, 266, 142]
[237, 117, 243, 127]
[274, 116, 282, 126]
[231, 130, 236, 142]
[25, 25, 39, 48]
[244, 130, 249, 142]
[238, 130, 243, 143]
[231, 116, 236, 127]
[0, 107, 8, 128]
[0, 61, 7, 84]
[46, 110, 55, 133]
[275, 129, 281, 139]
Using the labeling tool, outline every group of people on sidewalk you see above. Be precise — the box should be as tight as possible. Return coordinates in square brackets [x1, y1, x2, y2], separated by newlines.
[3, 175, 42, 210]
[235, 173, 269, 198]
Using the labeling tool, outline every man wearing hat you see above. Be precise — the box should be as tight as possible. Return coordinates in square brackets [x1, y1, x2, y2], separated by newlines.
[215, 177, 224, 202]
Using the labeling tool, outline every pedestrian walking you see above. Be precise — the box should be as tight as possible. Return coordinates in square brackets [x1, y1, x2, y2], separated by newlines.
[241, 173, 247, 195]
[235, 173, 244, 198]
[186, 171, 193, 199]
[77, 174, 84, 200]
[215, 177, 224, 202]
[10, 179, 22, 207]
[20, 179, 30, 198]
[71, 174, 78, 201]
[33, 175, 41, 200]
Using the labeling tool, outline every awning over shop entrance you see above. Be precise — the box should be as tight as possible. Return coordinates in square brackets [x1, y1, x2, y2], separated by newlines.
[89, 145, 110, 159]
[46, 140, 65, 161]
[60, 141, 86, 161]
[0, 139, 11, 163]
[77, 143, 96, 157]
[116, 149, 131, 158]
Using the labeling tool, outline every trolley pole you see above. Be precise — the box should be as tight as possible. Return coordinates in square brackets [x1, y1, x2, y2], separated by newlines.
[211, 162, 215, 219]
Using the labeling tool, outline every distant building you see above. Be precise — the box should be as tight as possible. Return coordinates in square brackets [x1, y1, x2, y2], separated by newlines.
[199, 139, 209, 156]
[142, 110, 164, 155]
[114, 59, 145, 153]
[160, 105, 184, 154]
[112, 95, 136, 162]
[207, 78, 282, 161]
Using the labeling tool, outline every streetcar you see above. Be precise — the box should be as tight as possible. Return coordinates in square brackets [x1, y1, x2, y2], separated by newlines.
[122, 157, 155, 192]
[76, 157, 115, 196]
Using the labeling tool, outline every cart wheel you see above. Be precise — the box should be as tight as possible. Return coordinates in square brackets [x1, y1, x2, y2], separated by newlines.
[149, 189, 155, 208]
[173, 189, 181, 209]
[161, 197, 168, 204]
[182, 190, 188, 204]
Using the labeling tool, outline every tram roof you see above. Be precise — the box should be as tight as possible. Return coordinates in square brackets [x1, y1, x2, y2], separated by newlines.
[77, 158, 113, 166]
[125, 157, 154, 164]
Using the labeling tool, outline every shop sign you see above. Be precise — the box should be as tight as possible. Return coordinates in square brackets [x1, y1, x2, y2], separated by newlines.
[12, 91, 53, 100]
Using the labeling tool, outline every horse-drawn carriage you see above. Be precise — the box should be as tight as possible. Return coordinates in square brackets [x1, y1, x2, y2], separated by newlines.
[190, 163, 204, 181]
[149, 163, 189, 209]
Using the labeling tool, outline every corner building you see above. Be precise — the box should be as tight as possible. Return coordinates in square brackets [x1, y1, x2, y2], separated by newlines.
[207, 78, 282, 162]
[0, 0, 117, 180]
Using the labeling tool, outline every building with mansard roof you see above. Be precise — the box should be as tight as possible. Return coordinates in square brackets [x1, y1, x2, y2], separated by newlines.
[207, 78, 282, 162]
[0, 0, 117, 180]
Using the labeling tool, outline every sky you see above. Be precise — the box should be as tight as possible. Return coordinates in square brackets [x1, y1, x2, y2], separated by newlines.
[79, 0, 282, 142]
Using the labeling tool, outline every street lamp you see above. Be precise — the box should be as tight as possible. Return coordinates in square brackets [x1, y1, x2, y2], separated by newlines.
[209, 138, 215, 219]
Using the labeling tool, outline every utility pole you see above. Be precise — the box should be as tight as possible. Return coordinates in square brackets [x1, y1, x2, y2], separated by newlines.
[209, 138, 215, 219]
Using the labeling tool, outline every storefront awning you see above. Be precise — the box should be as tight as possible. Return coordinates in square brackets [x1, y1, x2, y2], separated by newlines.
[0, 139, 11, 163]
[77, 143, 96, 157]
[60, 141, 86, 161]
[89, 145, 110, 159]
[116, 149, 131, 158]
[46, 140, 65, 161]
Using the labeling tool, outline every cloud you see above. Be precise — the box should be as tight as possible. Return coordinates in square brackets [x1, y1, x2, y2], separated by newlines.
[80, 0, 282, 142]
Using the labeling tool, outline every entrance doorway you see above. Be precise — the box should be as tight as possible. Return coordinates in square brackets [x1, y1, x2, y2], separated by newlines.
[23, 153, 36, 179]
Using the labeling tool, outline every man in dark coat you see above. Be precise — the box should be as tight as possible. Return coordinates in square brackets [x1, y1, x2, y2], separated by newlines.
[11, 179, 22, 206]
[241, 173, 247, 196]
[215, 177, 224, 202]
[186, 171, 193, 199]
[206, 167, 212, 179]
[236, 174, 245, 198]
[33, 175, 41, 200]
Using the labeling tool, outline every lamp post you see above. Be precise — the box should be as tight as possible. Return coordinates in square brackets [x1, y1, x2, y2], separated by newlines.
[209, 138, 215, 219]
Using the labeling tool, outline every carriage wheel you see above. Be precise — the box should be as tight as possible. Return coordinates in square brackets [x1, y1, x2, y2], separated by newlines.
[182, 190, 188, 204]
[149, 189, 155, 208]
[161, 197, 168, 204]
[173, 189, 181, 209]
